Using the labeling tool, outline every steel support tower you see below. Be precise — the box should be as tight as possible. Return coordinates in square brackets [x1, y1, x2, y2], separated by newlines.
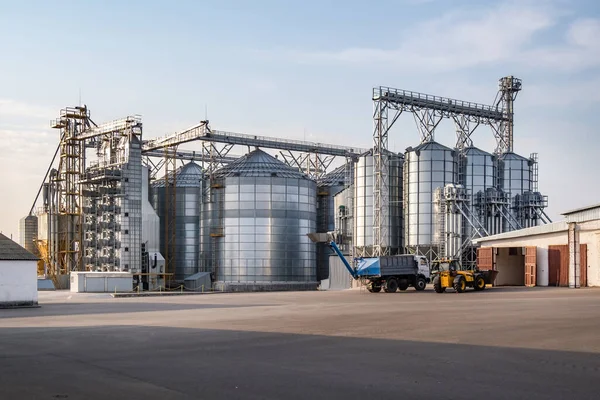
[372, 77, 546, 259]
[50, 107, 94, 276]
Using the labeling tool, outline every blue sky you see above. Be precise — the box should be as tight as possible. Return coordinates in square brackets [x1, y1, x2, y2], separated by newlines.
[1, 0, 599, 237]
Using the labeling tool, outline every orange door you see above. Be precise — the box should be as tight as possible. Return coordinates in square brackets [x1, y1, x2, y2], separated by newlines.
[477, 247, 494, 271]
[525, 246, 537, 287]
[549, 245, 569, 286]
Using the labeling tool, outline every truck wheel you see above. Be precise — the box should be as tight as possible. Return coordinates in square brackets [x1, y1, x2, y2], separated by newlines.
[453, 275, 467, 293]
[368, 283, 382, 293]
[414, 277, 427, 291]
[398, 279, 409, 291]
[384, 278, 398, 293]
[473, 275, 486, 291]
[433, 276, 445, 293]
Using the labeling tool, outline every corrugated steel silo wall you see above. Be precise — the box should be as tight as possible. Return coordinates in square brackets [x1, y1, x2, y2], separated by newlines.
[353, 153, 403, 256]
[316, 184, 344, 281]
[499, 153, 533, 230]
[214, 176, 317, 283]
[404, 142, 457, 253]
[461, 147, 497, 237]
[19, 215, 39, 256]
[152, 176, 203, 281]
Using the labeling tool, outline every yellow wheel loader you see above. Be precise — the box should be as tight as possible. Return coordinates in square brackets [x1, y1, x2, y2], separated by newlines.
[431, 259, 496, 293]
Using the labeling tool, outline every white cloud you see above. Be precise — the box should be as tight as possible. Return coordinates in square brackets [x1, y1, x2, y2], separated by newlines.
[523, 18, 600, 71]
[278, 1, 558, 71]
[266, 1, 600, 74]
[0, 99, 55, 119]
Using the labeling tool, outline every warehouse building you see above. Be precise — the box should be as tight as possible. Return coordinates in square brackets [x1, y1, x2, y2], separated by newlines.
[0, 233, 39, 307]
[473, 204, 600, 288]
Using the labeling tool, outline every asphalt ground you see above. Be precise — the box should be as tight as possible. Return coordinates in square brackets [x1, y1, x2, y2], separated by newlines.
[1, 286, 599, 399]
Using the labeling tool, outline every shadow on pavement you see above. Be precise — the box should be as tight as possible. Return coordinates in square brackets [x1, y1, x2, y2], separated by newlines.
[0, 325, 597, 400]
[0, 302, 274, 319]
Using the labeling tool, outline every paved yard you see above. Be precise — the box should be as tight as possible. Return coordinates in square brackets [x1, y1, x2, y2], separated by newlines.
[1, 287, 599, 399]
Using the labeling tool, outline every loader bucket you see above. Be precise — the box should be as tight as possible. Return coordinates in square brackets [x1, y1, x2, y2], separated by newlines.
[481, 270, 499, 285]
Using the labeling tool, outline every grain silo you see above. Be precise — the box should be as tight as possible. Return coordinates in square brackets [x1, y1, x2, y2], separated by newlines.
[202, 149, 318, 291]
[404, 141, 458, 258]
[353, 150, 403, 257]
[316, 164, 347, 281]
[152, 162, 204, 281]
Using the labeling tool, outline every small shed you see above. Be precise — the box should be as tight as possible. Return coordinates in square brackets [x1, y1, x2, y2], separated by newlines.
[0, 233, 39, 308]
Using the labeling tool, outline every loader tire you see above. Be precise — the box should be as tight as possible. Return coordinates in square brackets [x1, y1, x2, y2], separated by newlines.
[453, 275, 467, 293]
[433, 276, 445, 293]
[473, 275, 486, 291]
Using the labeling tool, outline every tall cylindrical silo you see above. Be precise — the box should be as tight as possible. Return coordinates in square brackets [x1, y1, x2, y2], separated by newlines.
[404, 141, 457, 259]
[316, 164, 347, 281]
[460, 147, 497, 236]
[353, 150, 403, 257]
[204, 149, 318, 291]
[19, 215, 39, 258]
[498, 152, 532, 230]
[152, 162, 204, 281]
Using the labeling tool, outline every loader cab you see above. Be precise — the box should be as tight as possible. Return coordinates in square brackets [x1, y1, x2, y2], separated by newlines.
[431, 259, 462, 275]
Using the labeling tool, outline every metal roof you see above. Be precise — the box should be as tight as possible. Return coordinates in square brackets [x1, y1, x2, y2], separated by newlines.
[0, 233, 39, 261]
[499, 152, 530, 162]
[472, 221, 569, 244]
[408, 140, 454, 153]
[463, 146, 493, 157]
[317, 164, 347, 187]
[153, 162, 204, 187]
[214, 149, 310, 179]
[561, 203, 600, 223]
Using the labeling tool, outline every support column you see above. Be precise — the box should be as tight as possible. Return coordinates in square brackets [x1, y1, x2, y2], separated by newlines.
[568, 222, 580, 288]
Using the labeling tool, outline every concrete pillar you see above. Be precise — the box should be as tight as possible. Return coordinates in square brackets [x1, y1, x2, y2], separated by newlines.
[568, 223, 580, 288]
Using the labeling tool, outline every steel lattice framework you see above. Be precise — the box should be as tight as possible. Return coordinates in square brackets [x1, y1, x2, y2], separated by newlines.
[142, 122, 366, 180]
[371, 76, 522, 256]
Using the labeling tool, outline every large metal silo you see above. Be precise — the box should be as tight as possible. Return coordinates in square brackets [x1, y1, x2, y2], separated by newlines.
[19, 215, 39, 257]
[404, 141, 457, 258]
[203, 149, 318, 291]
[498, 152, 532, 229]
[152, 162, 204, 281]
[316, 164, 347, 281]
[353, 150, 403, 257]
[460, 147, 497, 236]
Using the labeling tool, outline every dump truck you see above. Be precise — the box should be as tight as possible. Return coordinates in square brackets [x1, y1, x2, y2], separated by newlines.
[308, 233, 430, 293]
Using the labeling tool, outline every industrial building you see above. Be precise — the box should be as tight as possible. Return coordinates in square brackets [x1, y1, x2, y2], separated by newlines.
[0, 233, 39, 307]
[474, 204, 600, 287]
[22, 76, 551, 291]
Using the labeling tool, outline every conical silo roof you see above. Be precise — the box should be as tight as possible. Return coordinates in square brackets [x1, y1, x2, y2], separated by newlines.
[317, 164, 346, 187]
[499, 151, 530, 162]
[409, 140, 454, 153]
[463, 146, 493, 157]
[214, 149, 309, 179]
[153, 162, 203, 187]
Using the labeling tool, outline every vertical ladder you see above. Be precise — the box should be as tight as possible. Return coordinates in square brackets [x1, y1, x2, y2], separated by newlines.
[436, 189, 446, 259]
